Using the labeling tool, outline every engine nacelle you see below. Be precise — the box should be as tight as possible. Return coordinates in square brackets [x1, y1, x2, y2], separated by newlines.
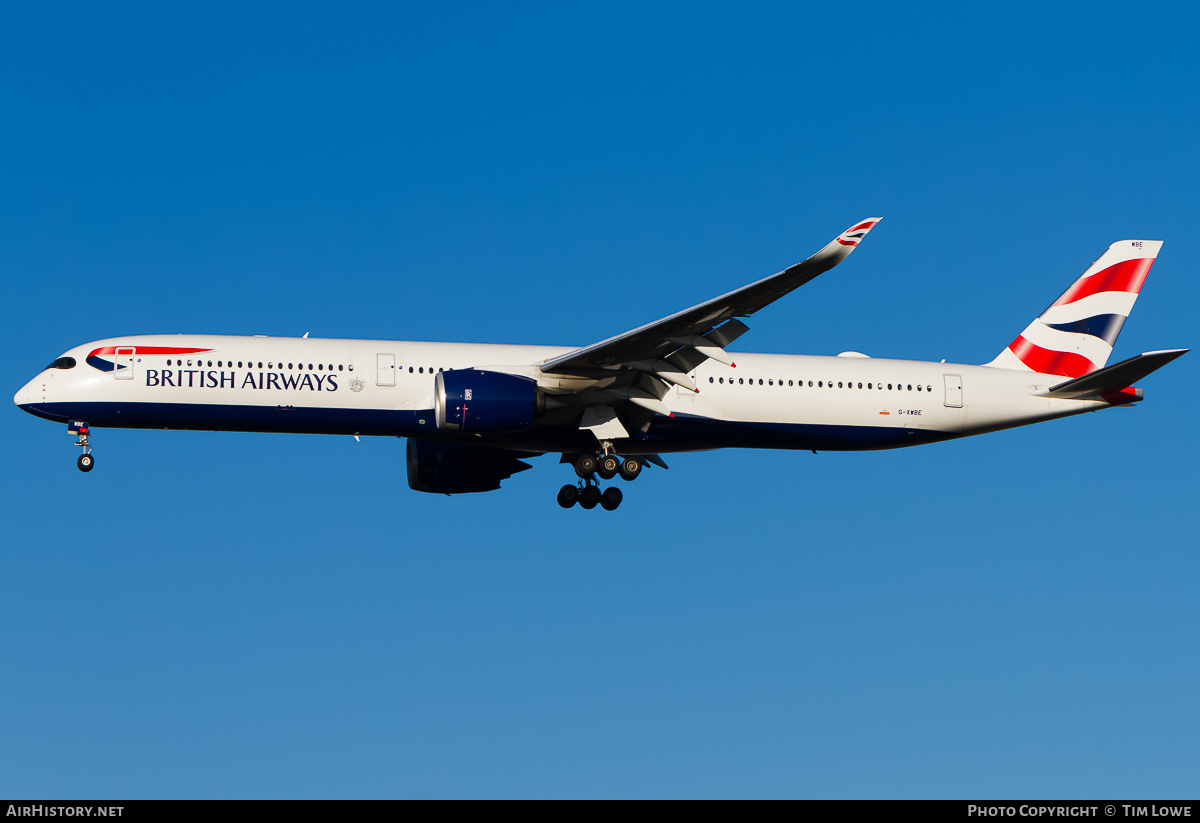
[406, 438, 533, 494]
[434, 369, 539, 432]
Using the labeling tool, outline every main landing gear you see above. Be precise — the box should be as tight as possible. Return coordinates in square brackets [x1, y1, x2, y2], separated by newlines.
[556, 452, 643, 511]
[70, 421, 94, 473]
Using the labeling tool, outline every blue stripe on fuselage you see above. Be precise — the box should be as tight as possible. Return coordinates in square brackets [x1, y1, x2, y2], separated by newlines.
[17, 401, 952, 453]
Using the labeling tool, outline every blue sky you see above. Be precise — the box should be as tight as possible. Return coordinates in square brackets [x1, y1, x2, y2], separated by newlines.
[3, 2, 1197, 799]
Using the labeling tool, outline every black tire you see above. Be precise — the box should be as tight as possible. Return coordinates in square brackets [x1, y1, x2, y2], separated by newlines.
[556, 484, 579, 509]
[618, 457, 642, 481]
[600, 486, 623, 511]
[597, 458, 617, 480]
[574, 454, 597, 479]
[77, 453, 94, 473]
[580, 485, 601, 509]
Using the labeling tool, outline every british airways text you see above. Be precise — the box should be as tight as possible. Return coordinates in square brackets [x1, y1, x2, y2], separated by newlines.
[144, 370, 339, 391]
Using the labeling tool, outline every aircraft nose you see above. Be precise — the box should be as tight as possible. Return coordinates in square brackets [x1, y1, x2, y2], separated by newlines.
[14, 377, 40, 410]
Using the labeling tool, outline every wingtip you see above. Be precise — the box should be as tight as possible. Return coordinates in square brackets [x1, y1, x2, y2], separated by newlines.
[835, 218, 882, 247]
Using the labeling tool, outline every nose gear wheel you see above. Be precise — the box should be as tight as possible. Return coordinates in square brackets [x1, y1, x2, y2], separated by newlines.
[70, 422, 95, 473]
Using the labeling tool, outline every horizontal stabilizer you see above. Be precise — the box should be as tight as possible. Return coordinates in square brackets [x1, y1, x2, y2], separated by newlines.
[1045, 348, 1188, 398]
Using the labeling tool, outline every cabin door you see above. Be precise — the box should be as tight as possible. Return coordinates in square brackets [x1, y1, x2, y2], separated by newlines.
[376, 353, 396, 386]
[115, 347, 135, 380]
[943, 374, 963, 408]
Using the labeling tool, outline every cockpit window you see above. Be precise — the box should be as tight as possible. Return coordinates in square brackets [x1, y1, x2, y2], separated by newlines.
[46, 356, 76, 371]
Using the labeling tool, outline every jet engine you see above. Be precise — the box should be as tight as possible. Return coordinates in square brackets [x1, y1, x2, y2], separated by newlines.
[434, 369, 540, 432]
[406, 438, 534, 494]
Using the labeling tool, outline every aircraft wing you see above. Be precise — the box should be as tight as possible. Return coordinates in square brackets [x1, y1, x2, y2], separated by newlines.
[538, 218, 880, 375]
[530, 219, 881, 440]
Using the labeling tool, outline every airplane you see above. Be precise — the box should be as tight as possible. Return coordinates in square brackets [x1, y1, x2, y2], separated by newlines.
[14, 219, 1188, 510]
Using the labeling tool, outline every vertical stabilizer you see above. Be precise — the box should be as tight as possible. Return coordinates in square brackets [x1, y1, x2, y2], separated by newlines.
[986, 240, 1162, 376]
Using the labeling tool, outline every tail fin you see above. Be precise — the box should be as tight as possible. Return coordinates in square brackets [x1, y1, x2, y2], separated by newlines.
[986, 239, 1162, 377]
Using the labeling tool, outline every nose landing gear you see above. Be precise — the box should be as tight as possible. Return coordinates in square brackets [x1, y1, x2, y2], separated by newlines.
[69, 421, 94, 472]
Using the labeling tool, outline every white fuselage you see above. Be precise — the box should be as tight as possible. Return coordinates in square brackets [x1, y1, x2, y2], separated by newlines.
[15, 333, 1113, 455]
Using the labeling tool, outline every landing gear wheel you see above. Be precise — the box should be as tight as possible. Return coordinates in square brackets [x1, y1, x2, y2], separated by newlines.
[598, 454, 619, 480]
[618, 457, 642, 482]
[77, 453, 94, 473]
[600, 486, 623, 511]
[574, 454, 597, 479]
[557, 484, 579, 509]
[580, 485, 601, 509]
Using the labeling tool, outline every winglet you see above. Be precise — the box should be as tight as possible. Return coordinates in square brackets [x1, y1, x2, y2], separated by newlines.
[805, 218, 882, 272]
[836, 218, 882, 247]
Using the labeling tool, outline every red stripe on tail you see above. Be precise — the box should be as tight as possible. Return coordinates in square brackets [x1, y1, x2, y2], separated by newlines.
[1052, 258, 1154, 307]
[1008, 336, 1098, 377]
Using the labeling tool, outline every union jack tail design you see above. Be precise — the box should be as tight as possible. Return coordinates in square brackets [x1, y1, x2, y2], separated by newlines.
[985, 239, 1162, 377]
